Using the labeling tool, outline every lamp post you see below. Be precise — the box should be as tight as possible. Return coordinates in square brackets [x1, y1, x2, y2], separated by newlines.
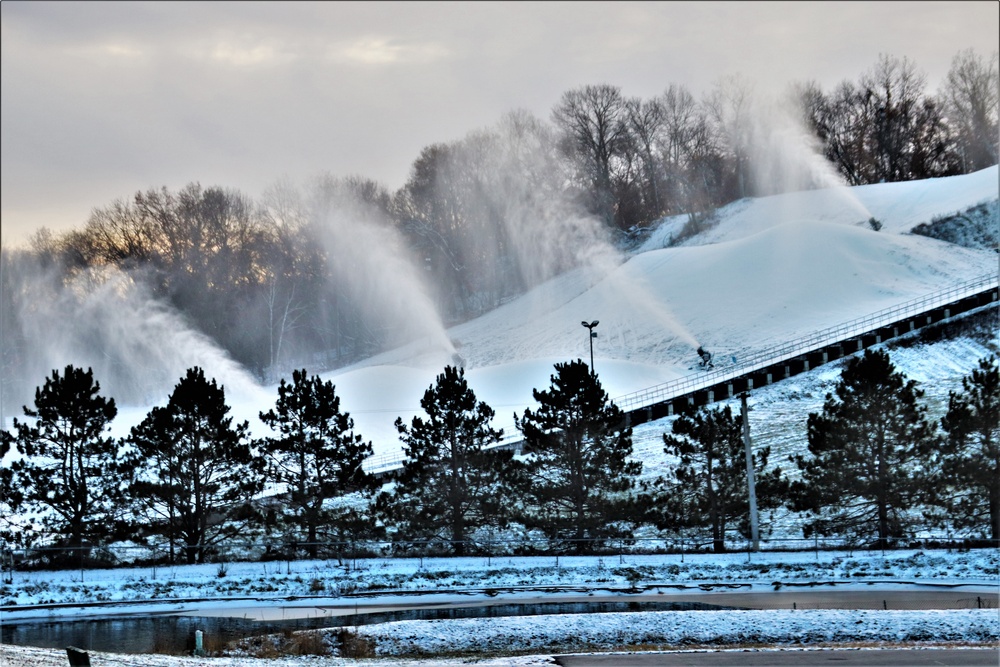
[581, 320, 599, 373]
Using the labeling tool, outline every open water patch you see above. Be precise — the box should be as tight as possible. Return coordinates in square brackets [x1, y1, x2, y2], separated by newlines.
[1, 599, 735, 654]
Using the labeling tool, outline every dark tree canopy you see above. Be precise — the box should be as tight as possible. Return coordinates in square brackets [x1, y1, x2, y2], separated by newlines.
[127, 367, 262, 563]
[8, 365, 129, 553]
[515, 360, 641, 552]
[552, 84, 631, 228]
[378, 365, 514, 555]
[0, 430, 25, 547]
[789, 349, 937, 547]
[936, 355, 1000, 541]
[259, 369, 377, 555]
[646, 404, 788, 552]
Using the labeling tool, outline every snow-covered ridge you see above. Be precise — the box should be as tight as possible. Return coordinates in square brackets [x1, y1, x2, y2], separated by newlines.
[639, 165, 1000, 249]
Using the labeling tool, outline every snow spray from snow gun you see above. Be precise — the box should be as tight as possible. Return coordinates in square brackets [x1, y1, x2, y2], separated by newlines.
[313, 191, 455, 359]
[746, 94, 875, 221]
[8, 264, 265, 409]
[597, 263, 701, 354]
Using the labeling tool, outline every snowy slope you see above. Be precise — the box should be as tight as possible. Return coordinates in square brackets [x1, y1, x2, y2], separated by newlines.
[322, 169, 997, 455]
[95, 168, 999, 458]
[640, 165, 1000, 248]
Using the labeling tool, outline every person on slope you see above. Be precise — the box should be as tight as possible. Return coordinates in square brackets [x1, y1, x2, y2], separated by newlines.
[697, 346, 714, 369]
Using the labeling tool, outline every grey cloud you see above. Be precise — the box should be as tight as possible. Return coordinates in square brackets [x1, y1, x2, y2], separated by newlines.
[2, 1, 997, 245]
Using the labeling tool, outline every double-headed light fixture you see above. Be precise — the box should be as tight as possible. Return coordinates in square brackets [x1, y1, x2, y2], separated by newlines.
[581, 320, 599, 372]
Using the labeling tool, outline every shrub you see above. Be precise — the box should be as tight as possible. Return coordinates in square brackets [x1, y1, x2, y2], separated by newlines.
[335, 629, 377, 658]
[289, 631, 330, 656]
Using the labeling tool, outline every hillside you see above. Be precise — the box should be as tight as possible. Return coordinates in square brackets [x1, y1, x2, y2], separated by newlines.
[313, 167, 999, 456]
[93, 167, 1000, 462]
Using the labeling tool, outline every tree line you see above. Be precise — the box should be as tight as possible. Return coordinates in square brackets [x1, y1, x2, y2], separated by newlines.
[1, 50, 996, 413]
[2, 350, 996, 564]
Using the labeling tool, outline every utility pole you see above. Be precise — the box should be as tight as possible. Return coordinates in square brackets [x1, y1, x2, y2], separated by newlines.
[741, 392, 760, 552]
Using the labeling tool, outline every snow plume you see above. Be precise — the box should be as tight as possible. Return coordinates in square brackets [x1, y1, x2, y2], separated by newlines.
[491, 111, 700, 352]
[708, 75, 872, 220]
[602, 268, 702, 352]
[748, 99, 874, 222]
[436, 111, 699, 354]
[307, 180, 455, 364]
[487, 111, 618, 289]
[430, 110, 621, 299]
[3, 261, 263, 413]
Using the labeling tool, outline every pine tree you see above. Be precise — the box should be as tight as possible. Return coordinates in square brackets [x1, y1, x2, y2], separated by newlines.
[378, 365, 513, 555]
[515, 360, 641, 553]
[646, 405, 788, 553]
[789, 349, 936, 547]
[0, 430, 22, 546]
[259, 369, 377, 557]
[8, 366, 129, 558]
[127, 367, 263, 564]
[936, 355, 1000, 541]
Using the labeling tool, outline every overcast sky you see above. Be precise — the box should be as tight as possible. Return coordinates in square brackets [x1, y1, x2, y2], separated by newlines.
[2, 1, 997, 246]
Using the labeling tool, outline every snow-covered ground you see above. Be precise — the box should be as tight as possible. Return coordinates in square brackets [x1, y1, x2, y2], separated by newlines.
[3, 168, 999, 664]
[4, 547, 998, 612]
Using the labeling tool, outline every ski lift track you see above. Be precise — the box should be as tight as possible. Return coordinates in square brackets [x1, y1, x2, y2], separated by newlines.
[363, 273, 998, 478]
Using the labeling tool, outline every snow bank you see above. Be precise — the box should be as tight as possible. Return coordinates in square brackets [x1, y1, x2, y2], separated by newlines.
[359, 609, 1000, 656]
[3, 610, 995, 666]
[3, 549, 996, 612]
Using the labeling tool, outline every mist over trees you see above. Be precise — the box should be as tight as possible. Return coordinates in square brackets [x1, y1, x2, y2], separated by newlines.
[0, 49, 996, 416]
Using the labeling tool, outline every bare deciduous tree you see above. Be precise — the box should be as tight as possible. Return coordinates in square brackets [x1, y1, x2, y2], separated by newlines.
[943, 49, 999, 171]
[552, 84, 632, 228]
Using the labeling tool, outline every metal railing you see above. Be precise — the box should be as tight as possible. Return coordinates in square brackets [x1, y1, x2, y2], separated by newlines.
[613, 273, 997, 412]
[362, 426, 522, 475]
[4, 535, 998, 574]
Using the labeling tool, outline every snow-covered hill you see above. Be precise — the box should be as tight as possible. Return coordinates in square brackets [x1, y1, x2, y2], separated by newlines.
[107, 168, 998, 461]
[313, 167, 998, 456]
[640, 165, 1000, 247]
